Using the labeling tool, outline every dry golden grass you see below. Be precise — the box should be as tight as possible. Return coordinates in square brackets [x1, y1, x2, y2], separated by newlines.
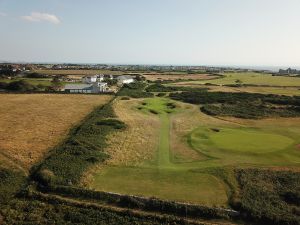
[104, 98, 160, 166]
[0, 94, 111, 170]
[143, 73, 217, 81]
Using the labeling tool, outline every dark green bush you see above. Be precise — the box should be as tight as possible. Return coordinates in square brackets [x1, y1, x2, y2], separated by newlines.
[170, 91, 300, 118]
[146, 83, 208, 92]
[0, 168, 26, 203]
[117, 82, 154, 98]
[96, 119, 126, 129]
[157, 92, 166, 97]
[6, 80, 36, 92]
[149, 109, 159, 114]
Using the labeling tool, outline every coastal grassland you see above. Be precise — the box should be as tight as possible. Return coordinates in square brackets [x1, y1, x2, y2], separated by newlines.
[168, 72, 300, 87]
[0, 94, 112, 169]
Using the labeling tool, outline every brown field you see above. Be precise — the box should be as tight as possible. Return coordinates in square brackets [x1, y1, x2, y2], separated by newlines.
[0, 94, 111, 170]
[143, 73, 218, 81]
[103, 98, 160, 166]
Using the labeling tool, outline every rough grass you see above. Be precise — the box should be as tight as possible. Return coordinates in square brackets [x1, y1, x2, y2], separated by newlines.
[0, 94, 111, 169]
[99, 98, 160, 166]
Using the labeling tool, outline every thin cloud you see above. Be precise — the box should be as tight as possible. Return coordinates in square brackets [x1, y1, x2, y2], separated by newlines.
[21, 12, 61, 24]
[0, 12, 7, 17]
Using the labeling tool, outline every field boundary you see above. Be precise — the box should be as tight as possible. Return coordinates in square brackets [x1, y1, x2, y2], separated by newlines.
[35, 184, 239, 220]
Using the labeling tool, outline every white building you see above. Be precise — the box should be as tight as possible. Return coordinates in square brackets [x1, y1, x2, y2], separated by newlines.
[117, 75, 135, 84]
[65, 82, 108, 93]
[96, 74, 104, 82]
[82, 75, 98, 84]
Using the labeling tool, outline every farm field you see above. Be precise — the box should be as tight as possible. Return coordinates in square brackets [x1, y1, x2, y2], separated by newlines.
[142, 73, 218, 81]
[33, 69, 123, 76]
[169, 72, 300, 87]
[0, 94, 112, 170]
[170, 83, 300, 96]
[91, 96, 300, 206]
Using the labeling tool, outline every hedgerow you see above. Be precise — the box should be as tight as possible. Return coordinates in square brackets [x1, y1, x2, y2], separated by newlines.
[2, 198, 195, 225]
[31, 100, 122, 186]
[36, 184, 237, 220]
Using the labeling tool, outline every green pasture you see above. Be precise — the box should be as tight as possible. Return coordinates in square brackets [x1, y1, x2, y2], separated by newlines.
[91, 97, 300, 206]
[176, 72, 300, 87]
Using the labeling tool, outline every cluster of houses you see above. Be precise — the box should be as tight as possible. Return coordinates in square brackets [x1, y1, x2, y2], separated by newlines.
[64, 74, 135, 94]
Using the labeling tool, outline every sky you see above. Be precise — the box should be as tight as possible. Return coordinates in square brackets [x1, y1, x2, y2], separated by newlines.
[0, 0, 300, 67]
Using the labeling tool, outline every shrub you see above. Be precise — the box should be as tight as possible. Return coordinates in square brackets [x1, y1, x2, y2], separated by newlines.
[0, 168, 26, 203]
[234, 169, 300, 225]
[0, 82, 8, 89]
[25, 72, 48, 78]
[6, 80, 36, 92]
[96, 119, 126, 129]
[146, 83, 208, 92]
[117, 82, 154, 98]
[149, 109, 159, 114]
[157, 92, 166, 97]
[170, 91, 300, 118]
[34, 169, 55, 186]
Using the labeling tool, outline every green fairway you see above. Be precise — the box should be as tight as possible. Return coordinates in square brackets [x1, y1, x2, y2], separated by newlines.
[92, 166, 228, 206]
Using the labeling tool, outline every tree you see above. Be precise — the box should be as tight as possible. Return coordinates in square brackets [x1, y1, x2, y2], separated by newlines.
[50, 76, 63, 91]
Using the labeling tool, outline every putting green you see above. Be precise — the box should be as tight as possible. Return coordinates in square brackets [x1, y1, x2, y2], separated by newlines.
[209, 128, 294, 153]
